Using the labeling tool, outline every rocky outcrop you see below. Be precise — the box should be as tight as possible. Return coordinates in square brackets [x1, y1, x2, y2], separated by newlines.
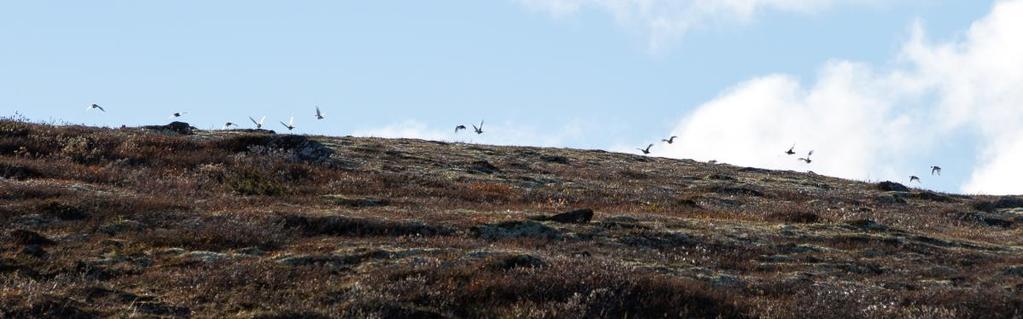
[878, 181, 910, 192]
[142, 121, 196, 135]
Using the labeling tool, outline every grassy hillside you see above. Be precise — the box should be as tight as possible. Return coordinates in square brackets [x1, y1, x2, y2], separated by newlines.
[2, 119, 1023, 318]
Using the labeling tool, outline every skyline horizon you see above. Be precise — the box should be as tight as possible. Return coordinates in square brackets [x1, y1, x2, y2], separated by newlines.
[3, 108, 969, 196]
[3, 0, 1019, 194]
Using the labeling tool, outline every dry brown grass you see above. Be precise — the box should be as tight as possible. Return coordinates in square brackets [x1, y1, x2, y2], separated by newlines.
[2, 118, 1023, 318]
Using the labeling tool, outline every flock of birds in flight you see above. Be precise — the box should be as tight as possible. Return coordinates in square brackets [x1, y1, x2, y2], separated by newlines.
[88, 103, 943, 185]
[635, 139, 942, 185]
[453, 120, 486, 135]
[91, 103, 322, 132]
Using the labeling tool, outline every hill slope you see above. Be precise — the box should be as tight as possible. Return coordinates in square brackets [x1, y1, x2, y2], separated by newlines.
[2, 120, 1023, 318]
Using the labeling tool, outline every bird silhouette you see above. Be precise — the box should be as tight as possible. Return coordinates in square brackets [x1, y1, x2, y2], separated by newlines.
[638, 144, 653, 155]
[785, 145, 796, 155]
[280, 117, 295, 131]
[910, 176, 921, 183]
[455, 125, 467, 133]
[931, 166, 942, 176]
[797, 150, 814, 164]
[472, 121, 484, 134]
[87, 104, 105, 112]
[662, 136, 678, 144]
[169, 112, 187, 119]
[315, 106, 325, 120]
[249, 116, 266, 129]
[223, 122, 236, 129]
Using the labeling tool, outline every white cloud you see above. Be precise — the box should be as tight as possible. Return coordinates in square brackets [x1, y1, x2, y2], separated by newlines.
[964, 131, 1023, 193]
[666, 0, 1023, 195]
[518, 0, 876, 51]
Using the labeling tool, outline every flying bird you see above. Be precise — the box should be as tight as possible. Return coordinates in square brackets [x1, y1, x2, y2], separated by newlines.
[785, 145, 796, 155]
[315, 106, 325, 120]
[931, 166, 942, 176]
[280, 117, 295, 131]
[455, 125, 467, 133]
[910, 176, 921, 183]
[797, 150, 814, 164]
[662, 136, 678, 144]
[638, 144, 653, 155]
[472, 120, 484, 135]
[249, 116, 266, 129]
[87, 104, 105, 112]
[170, 112, 187, 119]
[223, 122, 237, 129]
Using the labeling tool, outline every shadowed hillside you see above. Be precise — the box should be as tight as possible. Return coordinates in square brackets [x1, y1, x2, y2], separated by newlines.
[2, 119, 1023, 318]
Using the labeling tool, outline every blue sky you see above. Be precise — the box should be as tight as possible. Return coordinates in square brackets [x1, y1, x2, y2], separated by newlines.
[2, 1, 1020, 194]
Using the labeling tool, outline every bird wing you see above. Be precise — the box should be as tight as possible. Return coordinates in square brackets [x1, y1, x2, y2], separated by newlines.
[96, 106, 105, 112]
[250, 116, 259, 125]
[280, 121, 290, 127]
[808, 150, 814, 156]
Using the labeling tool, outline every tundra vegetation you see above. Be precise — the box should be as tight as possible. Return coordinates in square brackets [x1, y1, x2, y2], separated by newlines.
[2, 118, 1023, 318]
